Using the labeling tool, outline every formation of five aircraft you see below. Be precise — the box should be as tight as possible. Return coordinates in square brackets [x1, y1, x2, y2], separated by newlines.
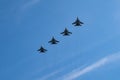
[37, 17, 84, 53]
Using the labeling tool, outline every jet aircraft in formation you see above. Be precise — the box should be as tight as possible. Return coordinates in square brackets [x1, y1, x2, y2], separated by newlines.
[38, 17, 83, 53]
[60, 28, 72, 36]
[48, 37, 59, 44]
[72, 17, 84, 26]
[37, 46, 47, 53]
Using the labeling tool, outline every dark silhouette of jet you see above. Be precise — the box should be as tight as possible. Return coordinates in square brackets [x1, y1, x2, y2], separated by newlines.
[72, 17, 84, 26]
[37, 46, 47, 53]
[61, 28, 72, 36]
[48, 37, 59, 44]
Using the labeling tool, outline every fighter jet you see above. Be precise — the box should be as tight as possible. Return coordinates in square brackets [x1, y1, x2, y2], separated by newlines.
[37, 46, 47, 53]
[72, 17, 84, 26]
[48, 37, 59, 44]
[61, 28, 72, 36]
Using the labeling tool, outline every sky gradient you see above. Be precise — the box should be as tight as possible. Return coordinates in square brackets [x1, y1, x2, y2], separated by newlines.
[0, 0, 120, 80]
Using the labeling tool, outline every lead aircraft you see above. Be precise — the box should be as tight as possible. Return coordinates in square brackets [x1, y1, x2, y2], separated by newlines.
[72, 17, 84, 26]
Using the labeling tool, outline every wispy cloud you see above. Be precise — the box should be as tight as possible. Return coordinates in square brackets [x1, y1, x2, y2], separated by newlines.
[34, 52, 120, 80]
[36, 64, 87, 80]
[59, 52, 120, 80]
[16, 0, 41, 24]
[21, 0, 41, 11]
[35, 68, 64, 80]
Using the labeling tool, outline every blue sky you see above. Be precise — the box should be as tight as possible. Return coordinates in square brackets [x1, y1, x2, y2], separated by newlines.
[0, 0, 120, 80]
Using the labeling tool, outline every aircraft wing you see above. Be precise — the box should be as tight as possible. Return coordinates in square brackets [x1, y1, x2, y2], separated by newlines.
[80, 21, 84, 24]
[37, 49, 40, 51]
[44, 49, 47, 51]
[48, 40, 52, 43]
[75, 24, 82, 26]
[60, 32, 64, 34]
[55, 40, 59, 42]
[68, 32, 72, 34]
[72, 22, 76, 24]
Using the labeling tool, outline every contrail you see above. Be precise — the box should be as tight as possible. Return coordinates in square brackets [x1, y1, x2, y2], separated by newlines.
[59, 52, 120, 80]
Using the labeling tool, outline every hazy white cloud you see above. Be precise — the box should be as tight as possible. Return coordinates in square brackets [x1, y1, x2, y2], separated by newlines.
[35, 68, 63, 80]
[59, 52, 120, 80]
[15, 0, 41, 24]
[21, 0, 41, 11]
[35, 64, 87, 80]
[34, 52, 120, 80]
